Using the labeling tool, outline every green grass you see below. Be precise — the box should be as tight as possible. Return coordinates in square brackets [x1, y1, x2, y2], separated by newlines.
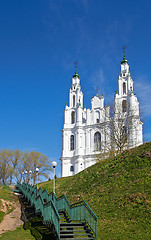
[39, 142, 151, 240]
[0, 226, 35, 240]
[0, 185, 12, 201]
[0, 186, 15, 223]
[0, 211, 5, 223]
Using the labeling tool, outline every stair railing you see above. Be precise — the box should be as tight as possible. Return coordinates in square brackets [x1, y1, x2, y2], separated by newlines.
[16, 182, 97, 239]
[56, 195, 98, 238]
[17, 182, 60, 239]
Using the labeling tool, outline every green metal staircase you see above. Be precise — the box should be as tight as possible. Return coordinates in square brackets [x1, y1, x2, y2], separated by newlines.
[59, 210, 95, 239]
[16, 182, 97, 240]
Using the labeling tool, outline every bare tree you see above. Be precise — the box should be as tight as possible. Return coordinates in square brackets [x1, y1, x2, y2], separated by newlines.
[0, 149, 12, 185]
[22, 151, 52, 185]
[97, 96, 143, 159]
[0, 149, 52, 185]
[110, 103, 129, 154]
[9, 149, 22, 185]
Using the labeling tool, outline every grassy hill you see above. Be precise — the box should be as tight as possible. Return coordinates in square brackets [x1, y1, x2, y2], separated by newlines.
[0, 185, 13, 223]
[39, 142, 151, 240]
[0, 185, 35, 240]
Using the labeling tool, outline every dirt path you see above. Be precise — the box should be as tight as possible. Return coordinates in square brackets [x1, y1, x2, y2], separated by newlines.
[0, 194, 23, 236]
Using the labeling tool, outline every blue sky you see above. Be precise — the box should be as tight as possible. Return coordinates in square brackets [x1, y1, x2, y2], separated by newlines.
[0, 0, 151, 179]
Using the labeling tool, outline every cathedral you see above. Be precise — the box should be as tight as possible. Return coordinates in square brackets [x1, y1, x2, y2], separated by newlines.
[61, 55, 143, 177]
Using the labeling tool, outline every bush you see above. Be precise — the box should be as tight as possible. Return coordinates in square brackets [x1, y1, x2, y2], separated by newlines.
[30, 227, 42, 240]
[23, 220, 31, 230]
[0, 211, 5, 223]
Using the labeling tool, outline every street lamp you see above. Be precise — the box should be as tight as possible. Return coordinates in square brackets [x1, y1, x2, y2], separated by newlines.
[29, 170, 32, 185]
[51, 161, 57, 194]
[25, 170, 28, 183]
[22, 171, 24, 183]
[36, 167, 39, 189]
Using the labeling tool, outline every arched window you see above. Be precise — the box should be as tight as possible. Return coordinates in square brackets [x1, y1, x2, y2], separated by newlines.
[73, 95, 75, 107]
[70, 135, 74, 151]
[70, 165, 74, 172]
[96, 111, 100, 123]
[122, 126, 127, 138]
[122, 100, 127, 113]
[94, 132, 101, 150]
[123, 82, 126, 95]
[82, 113, 86, 123]
[71, 111, 75, 124]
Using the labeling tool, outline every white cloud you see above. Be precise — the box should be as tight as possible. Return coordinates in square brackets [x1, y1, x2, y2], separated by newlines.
[135, 76, 151, 116]
[91, 68, 105, 94]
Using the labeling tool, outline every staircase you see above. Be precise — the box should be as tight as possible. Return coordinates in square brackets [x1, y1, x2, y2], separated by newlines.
[59, 211, 95, 240]
[16, 182, 97, 240]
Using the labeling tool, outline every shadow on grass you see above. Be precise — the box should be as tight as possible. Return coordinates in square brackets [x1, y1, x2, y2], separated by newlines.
[19, 195, 57, 240]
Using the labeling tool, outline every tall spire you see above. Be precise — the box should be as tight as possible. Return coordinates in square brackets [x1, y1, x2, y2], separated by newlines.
[73, 60, 79, 78]
[121, 45, 128, 64]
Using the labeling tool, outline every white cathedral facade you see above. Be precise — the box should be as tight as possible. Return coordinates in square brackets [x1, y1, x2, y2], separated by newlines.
[61, 56, 143, 177]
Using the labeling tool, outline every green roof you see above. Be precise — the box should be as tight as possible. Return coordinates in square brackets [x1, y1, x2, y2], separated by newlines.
[73, 68, 79, 78]
[73, 72, 79, 78]
[121, 56, 128, 64]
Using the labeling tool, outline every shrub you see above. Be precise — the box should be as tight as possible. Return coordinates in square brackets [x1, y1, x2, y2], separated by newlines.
[23, 220, 31, 230]
[0, 211, 5, 223]
[30, 227, 42, 240]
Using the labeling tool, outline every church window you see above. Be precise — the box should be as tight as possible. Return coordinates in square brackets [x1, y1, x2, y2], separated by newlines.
[70, 135, 74, 151]
[122, 126, 127, 138]
[122, 100, 127, 112]
[71, 111, 75, 124]
[94, 132, 101, 150]
[82, 113, 86, 123]
[70, 165, 74, 172]
[73, 95, 75, 107]
[123, 82, 126, 95]
[96, 111, 100, 123]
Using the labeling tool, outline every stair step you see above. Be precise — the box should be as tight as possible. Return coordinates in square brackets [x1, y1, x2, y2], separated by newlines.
[61, 223, 84, 226]
[61, 233, 90, 236]
[61, 226, 84, 229]
[59, 211, 95, 240]
[61, 230, 86, 233]
[60, 238, 95, 240]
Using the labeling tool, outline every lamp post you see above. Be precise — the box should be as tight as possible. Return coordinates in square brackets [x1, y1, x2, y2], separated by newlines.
[51, 161, 57, 194]
[25, 170, 28, 183]
[22, 171, 24, 183]
[29, 170, 32, 185]
[36, 167, 39, 189]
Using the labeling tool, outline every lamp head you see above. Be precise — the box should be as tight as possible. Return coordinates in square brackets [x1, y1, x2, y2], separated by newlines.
[52, 161, 57, 168]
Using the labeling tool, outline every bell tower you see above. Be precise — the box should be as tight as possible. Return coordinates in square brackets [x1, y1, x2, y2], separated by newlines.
[114, 47, 143, 148]
[69, 61, 83, 109]
[118, 46, 133, 98]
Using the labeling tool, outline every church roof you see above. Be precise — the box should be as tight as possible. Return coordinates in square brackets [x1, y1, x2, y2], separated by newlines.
[96, 93, 103, 99]
[121, 55, 128, 64]
[73, 71, 79, 78]
[73, 61, 79, 78]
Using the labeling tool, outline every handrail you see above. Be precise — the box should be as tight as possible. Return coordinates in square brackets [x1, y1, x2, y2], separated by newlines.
[56, 194, 98, 237]
[16, 182, 97, 238]
[17, 182, 60, 238]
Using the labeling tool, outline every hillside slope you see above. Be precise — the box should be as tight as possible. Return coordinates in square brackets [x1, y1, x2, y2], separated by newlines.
[39, 142, 151, 240]
[0, 185, 14, 223]
[0, 186, 35, 239]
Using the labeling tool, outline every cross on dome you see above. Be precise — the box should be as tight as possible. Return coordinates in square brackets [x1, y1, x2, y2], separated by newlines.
[73, 60, 79, 78]
[121, 45, 128, 64]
